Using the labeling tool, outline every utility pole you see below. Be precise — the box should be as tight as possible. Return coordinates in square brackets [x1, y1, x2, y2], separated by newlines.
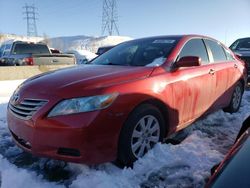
[102, 0, 119, 36]
[23, 4, 38, 37]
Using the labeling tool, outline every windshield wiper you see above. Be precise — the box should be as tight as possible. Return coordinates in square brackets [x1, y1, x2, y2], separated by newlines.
[104, 62, 129, 66]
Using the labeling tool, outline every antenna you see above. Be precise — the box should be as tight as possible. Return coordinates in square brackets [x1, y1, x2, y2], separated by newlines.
[102, 0, 119, 36]
[23, 4, 38, 37]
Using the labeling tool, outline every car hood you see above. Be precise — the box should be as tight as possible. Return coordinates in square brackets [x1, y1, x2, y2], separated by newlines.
[20, 65, 154, 97]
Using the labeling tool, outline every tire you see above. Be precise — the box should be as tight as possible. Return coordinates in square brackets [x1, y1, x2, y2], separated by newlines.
[117, 104, 166, 167]
[224, 82, 243, 113]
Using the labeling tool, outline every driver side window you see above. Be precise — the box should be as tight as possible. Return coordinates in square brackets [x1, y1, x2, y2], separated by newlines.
[179, 39, 209, 65]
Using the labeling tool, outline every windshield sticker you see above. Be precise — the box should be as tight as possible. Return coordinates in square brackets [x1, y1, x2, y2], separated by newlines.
[153, 39, 175, 44]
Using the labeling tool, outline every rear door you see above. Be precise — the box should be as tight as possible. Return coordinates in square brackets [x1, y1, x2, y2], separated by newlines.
[167, 38, 215, 128]
[203, 39, 236, 109]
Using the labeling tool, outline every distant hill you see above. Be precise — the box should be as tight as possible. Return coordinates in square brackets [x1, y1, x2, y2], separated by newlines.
[47, 35, 132, 53]
[47, 35, 92, 52]
[0, 34, 43, 44]
[0, 34, 132, 54]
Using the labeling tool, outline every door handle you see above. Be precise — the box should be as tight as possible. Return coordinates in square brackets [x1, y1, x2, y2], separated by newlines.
[209, 68, 215, 75]
[234, 64, 238, 68]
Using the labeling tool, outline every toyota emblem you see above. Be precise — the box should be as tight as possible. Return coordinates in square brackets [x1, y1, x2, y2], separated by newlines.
[12, 93, 19, 105]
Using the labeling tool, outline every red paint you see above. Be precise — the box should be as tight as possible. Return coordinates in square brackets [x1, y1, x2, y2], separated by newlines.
[7, 35, 246, 164]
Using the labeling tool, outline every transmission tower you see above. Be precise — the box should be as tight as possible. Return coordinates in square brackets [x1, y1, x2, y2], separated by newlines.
[23, 4, 38, 37]
[102, 0, 119, 36]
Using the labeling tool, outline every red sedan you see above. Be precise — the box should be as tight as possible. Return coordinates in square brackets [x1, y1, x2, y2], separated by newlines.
[7, 35, 246, 166]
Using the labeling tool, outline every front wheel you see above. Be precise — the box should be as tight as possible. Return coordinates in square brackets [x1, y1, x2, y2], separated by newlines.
[224, 82, 243, 113]
[117, 104, 166, 167]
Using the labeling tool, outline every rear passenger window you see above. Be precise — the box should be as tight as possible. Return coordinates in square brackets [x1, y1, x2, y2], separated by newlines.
[179, 39, 209, 64]
[205, 40, 227, 62]
[224, 48, 235, 61]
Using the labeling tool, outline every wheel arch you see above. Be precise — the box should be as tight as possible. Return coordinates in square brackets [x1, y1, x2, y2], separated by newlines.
[239, 78, 245, 90]
[125, 97, 170, 137]
[116, 97, 170, 166]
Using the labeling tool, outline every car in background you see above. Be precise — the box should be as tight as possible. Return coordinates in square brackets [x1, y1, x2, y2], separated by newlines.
[96, 45, 115, 55]
[65, 49, 97, 64]
[0, 40, 76, 66]
[206, 115, 250, 188]
[8, 35, 246, 166]
[230, 37, 250, 82]
[49, 48, 61, 54]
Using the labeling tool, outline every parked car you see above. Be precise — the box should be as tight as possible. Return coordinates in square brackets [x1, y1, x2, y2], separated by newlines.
[96, 45, 115, 55]
[0, 40, 76, 66]
[65, 49, 97, 64]
[206, 115, 250, 188]
[49, 48, 61, 54]
[230, 37, 250, 82]
[7, 35, 246, 166]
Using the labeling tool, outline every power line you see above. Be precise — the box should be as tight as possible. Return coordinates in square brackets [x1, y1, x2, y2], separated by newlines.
[23, 4, 38, 37]
[102, 0, 119, 36]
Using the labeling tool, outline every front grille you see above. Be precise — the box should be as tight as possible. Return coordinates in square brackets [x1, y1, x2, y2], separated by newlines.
[9, 98, 48, 120]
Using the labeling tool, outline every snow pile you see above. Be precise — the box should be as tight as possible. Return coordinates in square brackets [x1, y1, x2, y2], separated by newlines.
[0, 33, 132, 55]
[47, 35, 92, 53]
[74, 36, 132, 53]
[69, 131, 223, 188]
[0, 34, 43, 45]
[49, 35, 132, 53]
[0, 156, 63, 188]
[0, 80, 24, 98]
[0, 80, 249, 188]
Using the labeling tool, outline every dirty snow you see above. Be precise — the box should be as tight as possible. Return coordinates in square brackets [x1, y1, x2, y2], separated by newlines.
[0, 80, 249, 188]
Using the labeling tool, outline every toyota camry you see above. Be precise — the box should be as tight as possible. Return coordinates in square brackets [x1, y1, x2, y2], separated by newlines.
[7, 35, 246, 166]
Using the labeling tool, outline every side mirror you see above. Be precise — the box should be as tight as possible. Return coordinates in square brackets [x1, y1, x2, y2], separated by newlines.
[175, 56, 201, 68]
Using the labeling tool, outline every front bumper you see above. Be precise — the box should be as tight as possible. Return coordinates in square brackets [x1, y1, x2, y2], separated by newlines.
[7, 105, 126, 164]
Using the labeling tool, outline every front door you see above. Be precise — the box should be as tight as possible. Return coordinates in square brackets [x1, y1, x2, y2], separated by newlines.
[166, 38, 215, 130]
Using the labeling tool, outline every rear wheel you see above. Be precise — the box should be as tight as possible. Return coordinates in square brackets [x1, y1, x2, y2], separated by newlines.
[117, 104, 166, 167]
[224, 82, 243, 113]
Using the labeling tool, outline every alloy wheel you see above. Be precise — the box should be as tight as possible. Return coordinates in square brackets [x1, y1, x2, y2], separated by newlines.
[232, 85, 242, 110]
[131, 115, 160, 158]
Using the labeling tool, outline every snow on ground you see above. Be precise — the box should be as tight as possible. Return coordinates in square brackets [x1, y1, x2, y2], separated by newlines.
[0, 80, 24, 98]
[0, 80, 250, 188]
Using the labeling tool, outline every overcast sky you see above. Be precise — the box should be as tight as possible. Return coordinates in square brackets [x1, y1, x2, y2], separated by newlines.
[0, 0, 250, 45]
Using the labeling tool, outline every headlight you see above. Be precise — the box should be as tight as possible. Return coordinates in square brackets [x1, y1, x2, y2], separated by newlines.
[48, 93, 118, 117]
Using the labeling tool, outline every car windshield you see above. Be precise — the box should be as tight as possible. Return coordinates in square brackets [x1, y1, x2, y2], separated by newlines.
[0, 45, 4, 57]
[12, 43, 50, 54]
[92, 37, 180, 66]
[230, 38, 250, 51]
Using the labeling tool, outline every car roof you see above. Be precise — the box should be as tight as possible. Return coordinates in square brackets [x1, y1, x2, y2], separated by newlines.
[234, 37, 250, 41]
[126, 34, 218, 42]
